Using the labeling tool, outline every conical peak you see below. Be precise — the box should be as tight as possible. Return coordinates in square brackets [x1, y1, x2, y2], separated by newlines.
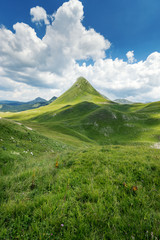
[72, 77, 98, 94]
[76, 77, 89, 84]
[52, 76, 109, 105]
[73, 77, 91, 88]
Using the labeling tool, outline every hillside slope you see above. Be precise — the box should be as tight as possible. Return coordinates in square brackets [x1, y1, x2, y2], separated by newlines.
[1, 77, 160, 145]
[0, 77, 110, 120]
[52, 77, 110, 105]
[0, 119, 160, 239]
[0, 79, 160, 239]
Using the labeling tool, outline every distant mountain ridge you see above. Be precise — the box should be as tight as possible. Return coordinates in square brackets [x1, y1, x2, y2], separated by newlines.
[114, 99, 133, 104]
[27, 97, 47, 104]
[48, 96, 57, 104]
[0, 96, 57, 112]
[0, 100, 24, 105]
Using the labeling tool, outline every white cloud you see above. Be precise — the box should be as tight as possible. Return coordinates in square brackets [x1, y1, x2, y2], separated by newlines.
[30, 6, 49, 25]
[0, 23, 47, 69]
[0, 0, 160, 103]
[67, 52, 160, 102]
[126, 50, 135, 63]
[42, 0, 110, 73]
[0, 0, 110, 92]
[0, 81, 60, 102]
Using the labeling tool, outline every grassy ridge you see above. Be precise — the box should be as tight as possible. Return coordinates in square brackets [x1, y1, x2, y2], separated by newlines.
[52, 77, 110, 105]
[1, 100, 160, 145]
[0, 77, 110, 121]
[22, 100, 160, 145]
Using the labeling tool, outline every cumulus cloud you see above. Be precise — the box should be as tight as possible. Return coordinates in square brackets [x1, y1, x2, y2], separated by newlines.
[67, 51, 160, 102]
[0, 0, 110, 91]
[30, 6, 49, 25]
[42, 0, 110, 73]
[0, 0, 160, 103]
[126, 50, 136, 63]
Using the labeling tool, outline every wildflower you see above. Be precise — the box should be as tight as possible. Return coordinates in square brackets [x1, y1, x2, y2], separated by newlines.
[51, 233, 53, 236]
[151, 232, 154, 239]
[55, 161, 59, 168]
[123, 182, 127, 187]
[26, 126, 32, 131]
[132, 186, 138, 191]
[32, 171, 35, 178]
[61, 224, 64, 227]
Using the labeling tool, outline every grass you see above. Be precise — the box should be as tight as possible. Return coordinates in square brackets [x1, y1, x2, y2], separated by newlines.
[2, 98, 160, 145]
[52, 77, 110, 105]
[0, 78, 160, 239]
[1, 141, 160, 239]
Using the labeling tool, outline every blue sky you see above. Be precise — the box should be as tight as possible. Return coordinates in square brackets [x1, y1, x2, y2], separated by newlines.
[1, 0, 160, 61]
[0, 0, 160, 102]
[83, 0, 160, 62]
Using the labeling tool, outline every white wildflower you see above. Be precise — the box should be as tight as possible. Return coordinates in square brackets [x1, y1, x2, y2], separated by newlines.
[26, 126, 33, 131]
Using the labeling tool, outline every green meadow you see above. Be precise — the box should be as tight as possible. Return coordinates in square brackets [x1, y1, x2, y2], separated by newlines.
[0, 77, 160, 239]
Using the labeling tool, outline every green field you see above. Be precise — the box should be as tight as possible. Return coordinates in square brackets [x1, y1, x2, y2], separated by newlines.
[0, 78, 160, 239]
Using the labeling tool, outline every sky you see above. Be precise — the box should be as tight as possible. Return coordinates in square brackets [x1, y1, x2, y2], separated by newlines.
[0, 0, 160, 102]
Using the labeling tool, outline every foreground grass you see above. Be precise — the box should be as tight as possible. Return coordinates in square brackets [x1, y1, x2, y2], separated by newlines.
[1, 141, 160, 239]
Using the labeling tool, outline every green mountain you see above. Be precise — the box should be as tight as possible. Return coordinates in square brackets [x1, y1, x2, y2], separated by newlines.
[0, 77, 160, 239]
[1, 76, 160, 145]
[53, 77, 110, 105]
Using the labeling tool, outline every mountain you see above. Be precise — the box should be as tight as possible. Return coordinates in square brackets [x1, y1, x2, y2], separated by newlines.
[0, 77, 160, 239]
[27, 97, 47, 104]
[0, 100, 23, 105]
[1, 76, 160, 145]
[102, 94, 109, 100]
[0, 98, 48, 112]
[48, 96, 57, 103]
[0, 77, 110, 114]
[0, 97, 57, 112]
[53, 77, 110, 105]
[114, 99, 133, 104]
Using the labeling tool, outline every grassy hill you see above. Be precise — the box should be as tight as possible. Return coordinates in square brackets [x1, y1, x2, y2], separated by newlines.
[0, 77, 160, 239]
[52, 77, 110, 105]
